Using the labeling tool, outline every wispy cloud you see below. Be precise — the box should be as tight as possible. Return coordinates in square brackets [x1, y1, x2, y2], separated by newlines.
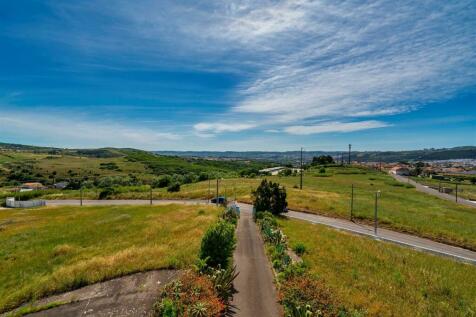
[284, 120, 390, 135]
[194, 122, 256, 134]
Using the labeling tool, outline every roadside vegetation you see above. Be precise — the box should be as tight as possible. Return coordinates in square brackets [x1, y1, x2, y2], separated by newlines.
[153, 206, 239, 316]
[410, 175, 476, 201]
[278, 217, 476, 316]
[0, 204, 221, 313]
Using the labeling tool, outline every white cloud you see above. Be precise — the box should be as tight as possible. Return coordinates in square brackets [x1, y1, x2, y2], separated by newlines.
[193, 122, 256, 134]
[284, 120, 390, 135]
[0, 111, 180, 149]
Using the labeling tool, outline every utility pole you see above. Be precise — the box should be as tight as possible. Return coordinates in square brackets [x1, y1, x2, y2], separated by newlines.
[150, 185, 153, 205]
[80, 185, 83, 206]
[374, 191, 380, 236]
[350, 184, 354, 221]
[348, 144, 352, 165]
[300, 147, 303, 190]
[216, 179, 219, 207]
[208, 176, 211, 204]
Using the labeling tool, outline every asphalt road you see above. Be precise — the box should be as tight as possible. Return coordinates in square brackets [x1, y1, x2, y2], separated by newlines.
[392, 174, 476, 208]
[286, 210, 476, 264]
[42, 199, 476, 264]
[231, 203, 281, 317]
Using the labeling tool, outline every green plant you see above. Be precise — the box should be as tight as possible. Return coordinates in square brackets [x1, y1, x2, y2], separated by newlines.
[293, 243, 307, 256]
[286, 304, 314, 317]
[98, 187, 116, 199]
[253, 179, 288, 215]
[167, 182, 181, 192]
[199, 220, 236, 269]
[154, 298, 179, 317]
[221, 207, 238, 226]
[208, 265, 239, 304]
[189, 302, 208, 317]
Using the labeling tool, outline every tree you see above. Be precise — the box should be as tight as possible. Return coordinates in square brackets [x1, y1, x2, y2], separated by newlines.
[252, 179, 288, 215]
[311, 155, 334, 165]
[167, 182, 181, 192]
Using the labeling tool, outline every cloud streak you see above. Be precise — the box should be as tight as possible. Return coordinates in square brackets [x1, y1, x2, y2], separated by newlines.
[284, 120, 390, 135]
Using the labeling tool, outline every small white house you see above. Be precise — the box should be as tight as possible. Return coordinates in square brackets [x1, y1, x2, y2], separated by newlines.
[390, 166, 410, 176]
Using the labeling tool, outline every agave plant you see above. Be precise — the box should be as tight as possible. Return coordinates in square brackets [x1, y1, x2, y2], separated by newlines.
[189, 302, 208, 317]
[209, 265, 239, 304]
[287, 304, 315, 317]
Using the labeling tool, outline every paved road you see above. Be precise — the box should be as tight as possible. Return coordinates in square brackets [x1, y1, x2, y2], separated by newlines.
[43, 199, 476, 264]
[286, 210, 476, 264]
[231, 203, 281, 317]
[392, 174, 476, 208]
[45, 199, 208, 206]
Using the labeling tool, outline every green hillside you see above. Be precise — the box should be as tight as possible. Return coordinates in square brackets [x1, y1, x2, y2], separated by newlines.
[0, 143, 269, 186]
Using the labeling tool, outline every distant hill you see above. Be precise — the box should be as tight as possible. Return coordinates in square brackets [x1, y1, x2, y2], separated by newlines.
[156, 146, 476, 163]
[0, 142, 270, 185]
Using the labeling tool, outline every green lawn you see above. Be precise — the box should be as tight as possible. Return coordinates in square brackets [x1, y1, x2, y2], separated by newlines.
[0, 204, 220, 313]
[279, 217, 476, 316]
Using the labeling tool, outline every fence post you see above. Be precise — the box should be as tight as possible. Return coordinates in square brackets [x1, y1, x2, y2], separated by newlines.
[150, 185, 153, 205]
[350, 184, 354, 221]
[80, 184, 83, 207]
[455, 183, 458, 202]
[374, 191, 380, 236]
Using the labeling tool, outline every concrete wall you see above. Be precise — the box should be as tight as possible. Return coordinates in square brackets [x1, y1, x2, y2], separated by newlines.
[6, 197, 46, 208]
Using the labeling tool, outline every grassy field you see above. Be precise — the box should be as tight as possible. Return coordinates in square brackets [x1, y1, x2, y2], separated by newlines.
[279, 217, 476, 316]
[35, 166, 476, 250]
[0, 204, 221, 313]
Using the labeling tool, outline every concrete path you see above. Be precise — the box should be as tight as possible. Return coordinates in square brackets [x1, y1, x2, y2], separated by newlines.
[4, 270, 179, 317]
[392, 174, 476, 208]
[231, 203, 281, 317]
[285, 209, 476, 264]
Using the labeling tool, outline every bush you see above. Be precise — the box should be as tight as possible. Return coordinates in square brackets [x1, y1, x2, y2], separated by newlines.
[221, 207, 239, 226]
[152, 175, 171, 188]
[199, 220, 236, 268]
[167, 182, 181, 192]
[293, 243, 307, 256]
[280, 275, 339, 317]
[253, 179, 288, 215]
[319, 167, 326, 174]
[98, 187, 116, 200]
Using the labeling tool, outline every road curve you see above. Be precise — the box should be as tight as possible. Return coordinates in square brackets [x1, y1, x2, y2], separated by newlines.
[391, 174, 476, 208]
[231, 203, 281, 317]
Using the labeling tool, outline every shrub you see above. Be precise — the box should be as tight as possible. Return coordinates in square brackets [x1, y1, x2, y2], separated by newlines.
[152, 175, 171, 188]
[319, 167, 326, 174]
[167, 182, 181, 192]
[98, 187, 116, 200]
[199, 220, 236, 268]
[253, 179, 288, 215]
[293, 243, 307, 256]
[221, 207, 238, 226]
[280, 275, 339, 317]
[208, 265, 239, 305]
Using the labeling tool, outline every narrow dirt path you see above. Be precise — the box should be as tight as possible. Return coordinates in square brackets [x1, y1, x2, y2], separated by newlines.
[231, 203, 281, 317]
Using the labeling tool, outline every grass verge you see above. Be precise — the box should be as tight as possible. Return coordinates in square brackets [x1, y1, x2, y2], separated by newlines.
[278, 217, 476, 316]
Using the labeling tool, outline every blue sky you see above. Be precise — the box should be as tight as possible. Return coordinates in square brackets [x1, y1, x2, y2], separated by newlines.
[0, 0, 475, 151]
